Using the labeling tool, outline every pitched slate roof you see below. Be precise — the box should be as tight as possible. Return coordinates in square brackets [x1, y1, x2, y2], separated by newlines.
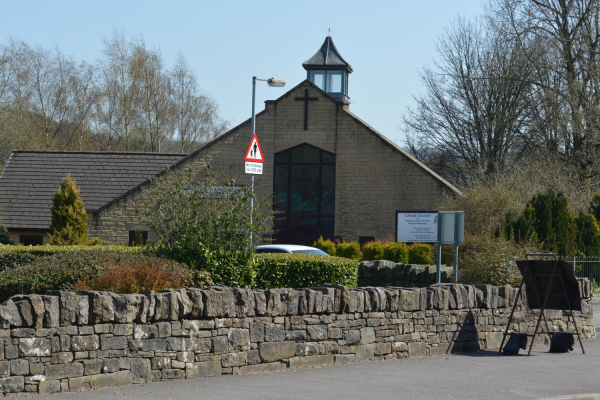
[0, 151, 186, 230]
[303, 36, 353, 73]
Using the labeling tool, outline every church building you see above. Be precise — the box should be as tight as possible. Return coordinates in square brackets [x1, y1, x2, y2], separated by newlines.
[0, 37, 459, 246]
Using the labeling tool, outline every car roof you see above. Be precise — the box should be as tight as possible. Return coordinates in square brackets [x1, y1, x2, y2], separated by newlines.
[256, 245, 319, 250]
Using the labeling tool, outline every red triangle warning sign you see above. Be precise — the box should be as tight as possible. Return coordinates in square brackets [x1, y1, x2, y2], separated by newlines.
[245, 134, 264, 162]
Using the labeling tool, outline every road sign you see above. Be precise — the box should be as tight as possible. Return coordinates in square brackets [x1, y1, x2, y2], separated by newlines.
[245, 162, 263, 174]
[245, 134, 264, 162]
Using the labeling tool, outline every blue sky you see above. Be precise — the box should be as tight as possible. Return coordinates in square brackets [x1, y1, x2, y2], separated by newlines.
[0, 0, 484, 145]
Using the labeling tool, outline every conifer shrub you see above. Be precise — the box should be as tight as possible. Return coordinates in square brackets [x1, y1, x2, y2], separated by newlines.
[313, 236, 336, 256]
[48, 174, 87, 245]
[88, 237, 103, 246]
[362, 241, 384, 261]
[335, 241, 362, 260]
[575, 213, 600, 257]
[408, 243, 433, 264]
[0, 222, 12, 245]
[253, 253, 358, 289]
[382, 241, 409, 263]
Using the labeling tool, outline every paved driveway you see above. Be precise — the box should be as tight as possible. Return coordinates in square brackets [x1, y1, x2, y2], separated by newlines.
[30, 338, 600, 400]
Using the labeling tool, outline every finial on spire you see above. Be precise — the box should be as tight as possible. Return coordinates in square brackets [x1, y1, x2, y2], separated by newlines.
[327, 28, 331, 35]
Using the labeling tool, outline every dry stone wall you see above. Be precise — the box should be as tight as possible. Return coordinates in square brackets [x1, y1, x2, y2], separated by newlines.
[0, 282, 594, 396]
[358, 260, 454, 287]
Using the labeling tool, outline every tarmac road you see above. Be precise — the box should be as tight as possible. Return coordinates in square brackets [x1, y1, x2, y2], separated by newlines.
[29, 338, 600, 400]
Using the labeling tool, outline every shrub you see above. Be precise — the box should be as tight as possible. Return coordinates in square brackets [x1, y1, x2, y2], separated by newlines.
[408, 243, 433, 264]
[0, 250, 188, 301]
[382, 242, 409, 263]
[49, 174, 87, 245]
[362, 241, 384, 261]
[136, 167, 272, 288]
[74, 259, 202, 293]
[335, 241, 362, 260]
[575, 213, 600, 257]
[0, 245, 143, 272]
[0, 222, 12, 245]
[458, 235, 541, 286]
[313, 236, 336, 256]
[88, 237, 103, 246]
[253, 253, 358, 289]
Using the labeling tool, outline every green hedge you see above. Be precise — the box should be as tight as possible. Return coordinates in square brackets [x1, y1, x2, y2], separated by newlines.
[0, 245, 144, 272]
[252, 254, 358, 289]
[383, 242, 409, 263]
[408, 243, 433, 264]
[362, 241, 384, 261]
[335, 242, 362, 260]
[0, 250, 182, 301]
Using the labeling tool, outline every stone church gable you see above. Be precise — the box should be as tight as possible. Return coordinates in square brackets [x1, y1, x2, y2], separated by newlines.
[92, 79, 459, 244]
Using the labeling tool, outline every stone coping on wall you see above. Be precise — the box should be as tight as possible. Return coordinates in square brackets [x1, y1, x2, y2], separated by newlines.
[0, 281, 593, 396]
[358, 260, 454, 287]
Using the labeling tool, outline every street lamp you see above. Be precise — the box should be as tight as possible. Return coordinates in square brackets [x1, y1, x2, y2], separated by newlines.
[249, 76, 286, 244]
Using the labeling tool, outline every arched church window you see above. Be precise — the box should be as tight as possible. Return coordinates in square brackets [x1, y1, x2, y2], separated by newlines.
[273, 144, 335, 245]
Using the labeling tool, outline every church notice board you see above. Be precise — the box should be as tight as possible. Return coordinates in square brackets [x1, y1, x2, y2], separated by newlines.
[515, 260, 582, 311]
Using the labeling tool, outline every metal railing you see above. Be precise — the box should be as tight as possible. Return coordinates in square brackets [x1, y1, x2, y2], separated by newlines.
[562, 256, 600, 284]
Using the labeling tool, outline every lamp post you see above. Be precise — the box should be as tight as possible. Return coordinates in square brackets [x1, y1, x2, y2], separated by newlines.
[249, 76, 285, 244]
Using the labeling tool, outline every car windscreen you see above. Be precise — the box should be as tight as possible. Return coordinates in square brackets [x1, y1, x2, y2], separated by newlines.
[292, 249, 329, 256]
[255, 248, 290, 253]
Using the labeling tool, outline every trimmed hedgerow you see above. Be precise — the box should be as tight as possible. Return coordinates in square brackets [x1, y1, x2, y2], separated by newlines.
[382, 242, 409, 263]
[408, 243, 434, 264]
[0, 250, 191, 301]
[335, 242, 362, 260]
[252, 254, 358, 289]
[0, 245, 144, 272]
[362, 241, 384, 261]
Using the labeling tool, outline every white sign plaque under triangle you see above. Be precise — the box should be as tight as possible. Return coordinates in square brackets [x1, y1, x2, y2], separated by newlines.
[245, 134, 264, 174]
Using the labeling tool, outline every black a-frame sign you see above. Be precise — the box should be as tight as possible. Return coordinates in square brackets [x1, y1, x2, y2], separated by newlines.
[498, 253, 586, 356]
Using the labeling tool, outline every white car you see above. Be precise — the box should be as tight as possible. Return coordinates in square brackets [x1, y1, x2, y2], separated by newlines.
[255, 244, 330, 256]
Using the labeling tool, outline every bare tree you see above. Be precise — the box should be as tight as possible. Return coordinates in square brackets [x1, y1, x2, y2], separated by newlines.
[404, 17, 539, 183]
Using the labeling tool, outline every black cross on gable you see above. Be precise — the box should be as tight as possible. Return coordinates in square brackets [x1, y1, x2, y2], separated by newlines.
[295, 88, 318, 130]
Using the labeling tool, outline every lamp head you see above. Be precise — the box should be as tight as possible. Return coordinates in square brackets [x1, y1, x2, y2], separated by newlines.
[267, 77, 286, 87]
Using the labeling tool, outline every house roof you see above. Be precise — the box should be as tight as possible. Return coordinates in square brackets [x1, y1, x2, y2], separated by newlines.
[0, 151, 186, 230]
[303, 36, 353, 73]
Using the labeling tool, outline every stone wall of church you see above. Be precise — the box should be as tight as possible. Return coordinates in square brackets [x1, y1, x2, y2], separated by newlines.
[90, 81, 454, 245]
[0, 282, 593, 395]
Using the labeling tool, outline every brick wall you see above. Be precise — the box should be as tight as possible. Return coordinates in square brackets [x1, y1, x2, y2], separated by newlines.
[0, 282, 593, 395]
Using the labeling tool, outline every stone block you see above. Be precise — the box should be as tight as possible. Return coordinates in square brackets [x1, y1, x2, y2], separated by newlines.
[101, 335, 128, 350]
[0, 375, 24, 393]
[162, 369, 185, 380]
[70, 335, 99, 352]
[355, 344, 375, 362]
[237, 362, 286, 375]
[485, 332, 504, 350]
[186, 361, 222, 378]
[113, 324, 134, 336]
[130, 358, 152, 384]
[134, 325, 158, 339]
[360, 327, 375, 344]
[221, 352, 247, 367]
[0, 361, 8, 377]
[307, 325, 328, 341]
[250, 322, 265, 343]
[185, 289, 204, 319]
[90, 371, 132, 389]
[50, 352, 73, 364]
[103, 358, 121, 373]
[90, 292, 115, 324]
[39, 379, 61, 394]
[0, 300, 22, 328]
[156, 321, 172, 337]
[18, 337, 51, 356]
[233, 288, 256, 317]
[141, 339, 168, 352]
[84, 359, 103, 376]
[45, 362, 84, 380]
[229, 328, 250, 350]
[289, 355, 334, 369]
[335, 354, 356, 365]
[151, 357, 170, 370]
[265, 324, 285, 342]
[203, 287, 235, 318]
[247, 349, 261, 365]
[374, 342, 392, 356]
[408, 341, 426, 358]
[14, 300, 33, 327]
[68, 375, 91, 391]
[259, 341, 297, 362]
